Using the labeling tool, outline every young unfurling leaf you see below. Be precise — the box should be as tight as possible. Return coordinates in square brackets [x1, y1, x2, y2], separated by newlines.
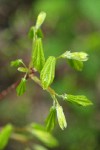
[45, 106, 56, 131]
[28, 27, 43, 39]
[16, 78, 27, 96]
[10, 59, 24, 67]
[56, 104, 67, 130]
[71, 52, 88, 61]
[32, 38, 45, 72]
[60, 51, 88, 61]
[67, 59, 83, 71]
[63, 94, 93, 106]
[36, 12, 46, 29]
[36, 28, 44, 38]
[28, 26, 35, 39]
[17, 67, 28, 73]
[0, 124, 13, 150]
[40, 56, 56, 89]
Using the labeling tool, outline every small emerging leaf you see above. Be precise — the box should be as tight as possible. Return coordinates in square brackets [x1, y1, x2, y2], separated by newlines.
[67, 59, 83, 71]
[63, 94, 93, 106]
[32, 38, 45, 72]
[71, 52, 88, 61]
[17, 67, 28, 73]
[16, 78, 27, 96]
[61, 51, 88, 61]
[10, 59, 23, 67]
[0, 124, 13, 149]
[28, 26, 35, 39]
[40, 56, 56, 89]
[28, 27, 43, 39]
[45, 106, 56, 131]
[36, 12, 46, 29]
[56, 104, 67, 130]
[36, 28, 44, 38]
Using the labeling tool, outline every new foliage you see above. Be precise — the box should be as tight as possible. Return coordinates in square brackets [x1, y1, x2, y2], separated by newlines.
[11, 11, 93, 131]
[0, 11, 93, 150]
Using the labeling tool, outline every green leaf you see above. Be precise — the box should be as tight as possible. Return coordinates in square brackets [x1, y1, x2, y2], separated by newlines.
[40, 56, 56, 89]
[30, 123, 46, 131]
[36, 12, 46, 29]
[0, 124, 13, 149]
[61, 51, 88, 61]
[17, 67, 28, 73]
[56, 104, 67, 130]
[10, 59, 24, 67]
[31, 130, 58, 148]
[32, 38, 45, 72]
[28, 27, 43, 39]
[67, 59, 83, 71]
[28, 124, 58, 148]
[28, 26, 35, 39]
[36, 28, 44, 38]
[63, 94, 93, 106]
[45, 106, 56, 131]
[33, 144, 48, 150]
[16, 78, 27, 96]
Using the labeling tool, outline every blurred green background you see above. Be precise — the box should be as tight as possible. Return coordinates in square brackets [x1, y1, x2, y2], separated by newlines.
[0, 0, 100, 149]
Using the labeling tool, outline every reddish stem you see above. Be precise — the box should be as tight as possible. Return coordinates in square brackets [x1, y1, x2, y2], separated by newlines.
[0, 80, 20, 101]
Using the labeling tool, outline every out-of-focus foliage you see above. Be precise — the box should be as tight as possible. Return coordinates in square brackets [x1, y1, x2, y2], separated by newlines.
[0, 0, 100, 150]
[0, 124, 13, 149]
